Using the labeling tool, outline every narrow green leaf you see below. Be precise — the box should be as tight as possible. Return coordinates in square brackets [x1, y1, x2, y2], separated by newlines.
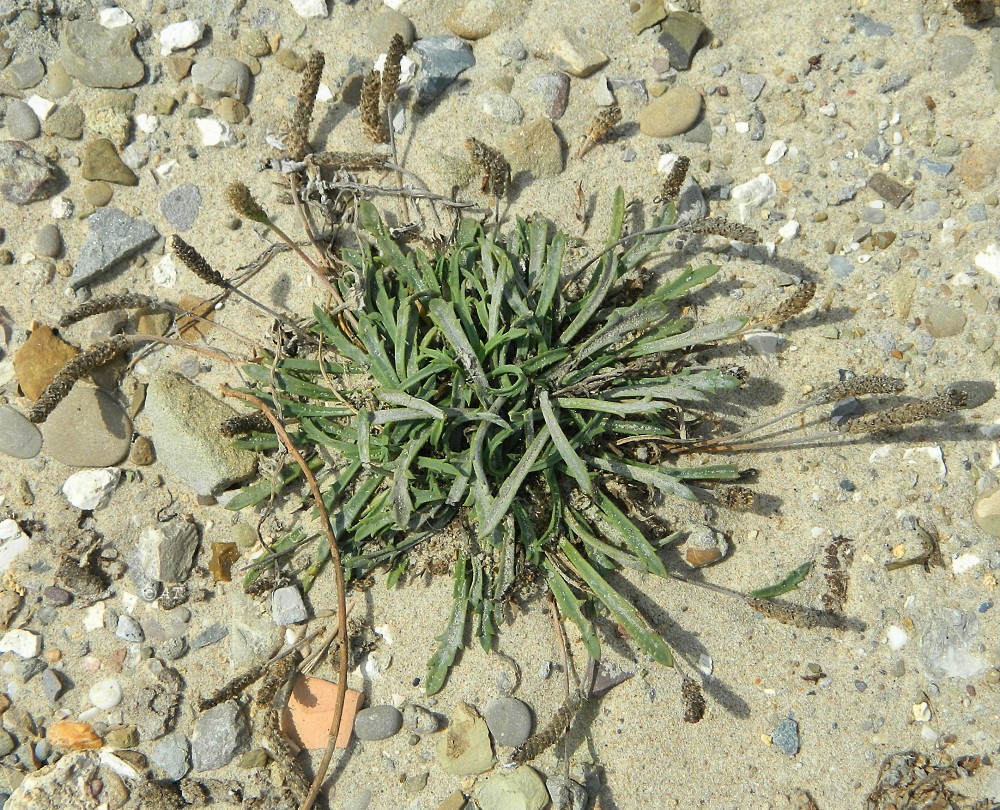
[425, 552, 470, 695]
[540, 391, 592, 494]
[750, 561, 812, 599]
[428, 299, 490, 400]
[543, 558, 601, 660]
[376, 391, 446, 420]
[588, 455, 697, 501]
[629, 316, 747, 356]
[478, 425, 551, 538]
[559, 538, 673, 666]
[594, 489, 668, 577]
[659, 264, 720, 301]
[357, 409, 371, 464]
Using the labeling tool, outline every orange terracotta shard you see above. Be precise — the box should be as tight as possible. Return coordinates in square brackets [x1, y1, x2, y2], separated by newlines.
[280, 675, 363, 750]
[47, 720, 103, 750]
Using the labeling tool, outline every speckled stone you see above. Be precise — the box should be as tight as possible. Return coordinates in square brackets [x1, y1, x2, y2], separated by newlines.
[0, 406, 42, 459]
[353, 706, 403, 741]
[483, 697, 533, 747]
[44, 104, 85, 140]
[5, 100, 40, 140]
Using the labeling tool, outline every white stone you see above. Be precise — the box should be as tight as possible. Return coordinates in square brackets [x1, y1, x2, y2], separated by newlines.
[818, 102, 837, 117]
[0, 519, 31, 576]
[0, 629, 41, 658]
[99, 7, 133, 28]
[974, 244, 1000, 281]
[152, 255, 178, 287]
[90, 678, 123, 709]
[657, 153, 680, 176]
[195, 118, 236, 147]
[778, 220, 800, 240]
[50, 196, 74, 219]
[24, 95, 54, 121]
[289, 0, 328, 17]
[136, 114, 159, 133]
[903, 445, 946, 477]
[159, 20, 205, 55]
[83, 602, 106, 632]
[886, 625, 908, 650]
[764, 139, 787, 165]
[952, 554, 980, 574]
[912, 701, 931, 722]
[730, 173, 776, 223]
[63, 468, 121, 510]
[734, 120, 750, 133]
[317, 83, 333, 102]
[155, 159, 179, 180]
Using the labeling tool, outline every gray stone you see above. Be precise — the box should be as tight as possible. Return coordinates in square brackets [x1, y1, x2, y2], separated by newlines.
[368, 9, 416, 52]
[967, 203, 988, 222]
[851, 13, 893, 36]
[528, 71, 569, 120]
[924, 302, 966, 338]
[191, 57, 251, 103]
[191, 701, 249, 771]
[190, 623, 228, 650]
[916, 157, 952, 176]
[749, 104, 765, 141]
[354, 706, 403, 741]
[116, 614, 144, 643]
[413, 36, 475, 106]
[0, 730, 14, 758]
[44, 104, 85, 140]
[739, 72, 765, 101]
[70, 208, 158, 289]
[145, 372, 258, 496]
[683, 117, 713, 144]
[158, 637, 187, 661]
[0, 141, 61, 206]
[402, 703, 440, 734]
[880, 73, 910, 93]
[271, 585, 308, 626]
[937, 35, 975, 80]
[19, 659, 45, 683]
[828, 255, 854, 278]
[481, 92, 523, 124]
[42, 386, 132, 467]
[138, 520, 199, 584]
[40, 668, 64, 702]
[127, 548, 162, 602]
[159, 183, 202, 232]
[483, 697, 533, 747]
[152, 732, 191, 781]
[5, 101, 40, 140]
[658, 11, 707, 70]
[861, 135, 890, 164]
[0, 406, 42, 459]
[911, 200, 940, 221]
[547, 776, 588, 810]
[61, 20, 145, 89]
[8, 56, 45, 90]
[772, 716, 800, 755]
[34, 224, 61, 258]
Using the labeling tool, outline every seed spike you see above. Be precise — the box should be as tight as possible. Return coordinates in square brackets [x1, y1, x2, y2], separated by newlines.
[360, 71, 388, 144]
[840, 389, 969, 434]
[466, 137, 510, 200]
[27, 335, 131, 423]
[226, 181, 271, 225]
[59, 294, 156, 327]
[380, 33, 405, 104]
[287, 51, 325, 161]
[171, 234, 227, 289]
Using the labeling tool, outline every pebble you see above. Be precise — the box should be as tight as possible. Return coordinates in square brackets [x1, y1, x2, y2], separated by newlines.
[0, 520, 31, 576]
[866, 172, 911, 208]
[9, 56, 45, 90]
[189, 623, 229, 650]
[828, 255, 854, 278]
[916, 157, 952, 177]
[191, 57, 251, 103]
[0, 629, 41, 658]
[151, 732, 190, 781]
[43, 103, 85, 140]
[974, 487, 1000, 538]
[402, 703, 440, 734]
[0, 730, 14, 758]
[528, 72, 570, 119]
[772, 716, 800, 756]
[548, 27, 608, 78]
[483, 697, 533, 747]
[959, 144, 998, 191]
[82, 138, 138, 186]
[159, 20, 205, 55]
[481, 92, 523, 124]
[138, 520, 199, 584]
[129, 435, 155, 466]
[739, 72, 765, 101]
[40, 668, 64, 702]
[0, 140, 60, 205]
[83, 181, 113, 207]
[353, 706, 403, 741]
[437, 703, 493, 775]
[0, 406, 42, 459]
[631, 0, 667, 34]
[271, 585, 308, 626]
[5, 101, 40, 141]
[62, 467, 121, 510]
[861, 134, 890, 164]
[638, 85, 702, 137]
[288, 0, 328, 18]
[42, 386, 133, 467]
[34, 223, 61, 258]
[730, 173, 775, 223]
[477, 766, 549, 810]
[191, 701, 249, 771]
[413, 36, 476, 106]
[145, 372, 258, 496]
[157, 637, 186, 661]
[658, 11, 707, 70]
[215, 97, 249, 124]
[446, 0, 512, 40]
[367, 10, 416, 52]
[937, 35, 975, 79]
[89, 678, 123, 709]
[503, 118, 563, 179]
[70, 207, 158, 289]
[923, 302, 966, 338]
[13, 324, 78, 399]
[159, 183, 202, 232]
[115, 614, 144, 643]
[274, 48, 307, 73]
[60, 20, 145, 88]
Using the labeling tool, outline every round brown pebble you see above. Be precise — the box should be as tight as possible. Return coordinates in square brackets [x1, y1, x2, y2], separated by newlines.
[130, 435, 155, 466]
[83, 181, 113, 207]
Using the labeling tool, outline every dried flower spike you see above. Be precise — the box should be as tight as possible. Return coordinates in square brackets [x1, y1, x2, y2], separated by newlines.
[380, 33, 405, 104]
[509, 693, 581, 765]
[577, 104, 622, 159]
[171, 235, 227, 289]
[360, 71, 388, 144]
[226, 182, 271, 225]
[28, 335, 131, 423]
[59, 293, 155, 327]
[840, 388, 968, 434]
[287, 51, 325, 161]
[681, 677, 706, 723]
[814, 375, 905, 404]
[686, 216, 761, 244]
[220, 411, 272, 438]
[308, 151, 389, 172]
[760, 281, 817, 326]
[658, 155, 690, 202]
[466, 137, 511, 199]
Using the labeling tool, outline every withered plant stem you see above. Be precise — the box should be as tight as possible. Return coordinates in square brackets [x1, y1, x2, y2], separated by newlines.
[219, 385, 349, 810]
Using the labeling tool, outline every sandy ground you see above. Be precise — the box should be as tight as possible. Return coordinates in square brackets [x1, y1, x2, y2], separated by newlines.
[1, 0, 1000, 808]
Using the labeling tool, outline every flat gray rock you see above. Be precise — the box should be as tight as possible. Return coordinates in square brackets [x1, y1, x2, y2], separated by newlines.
[144, 372, 258, 496]
[191, 701, 248, 771]
[271, 585, 308, 626]
[483, 697, 533, 747]
[151, 732, 190, 781]
[413, 36, 475, 106]
[0, 406, 42, 459]
[354, 706, 403, 741]
[9, 56, 45, 90]
[6, 101, 40, 141]
[159, 183, 202, 232]
[0, 141, 61, 206]
[42, 386, 132, 467]
[137, 520, 199, 584]
[70, 208, 158, 289]
[191, 57, 251, 102]
[60, 20, 145, 89]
